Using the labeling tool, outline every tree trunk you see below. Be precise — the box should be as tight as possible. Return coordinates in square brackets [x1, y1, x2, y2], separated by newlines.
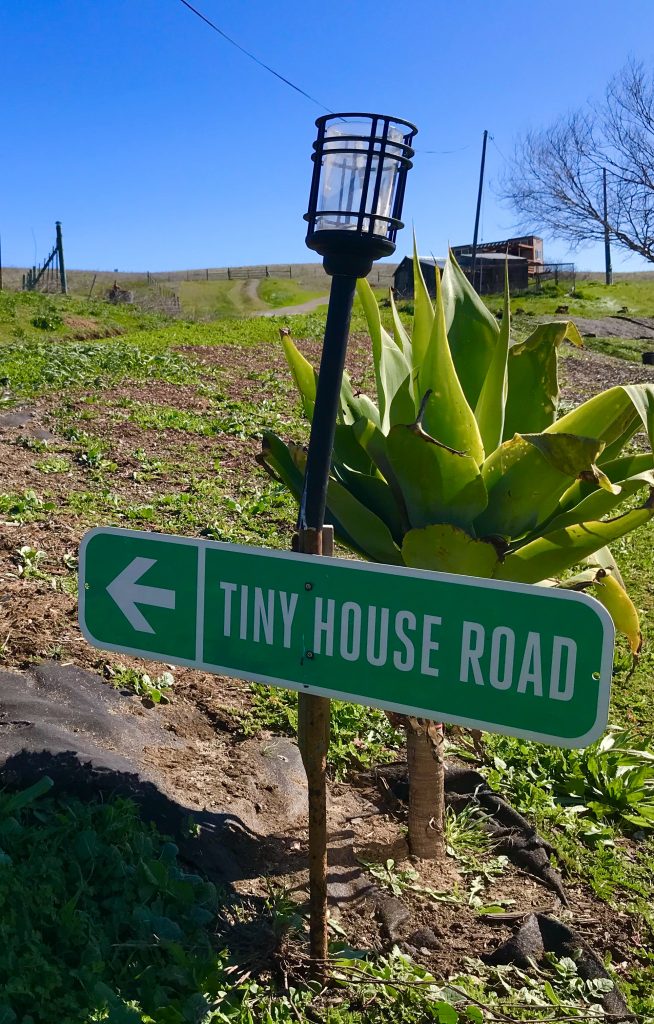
[406, 718, 445, 860]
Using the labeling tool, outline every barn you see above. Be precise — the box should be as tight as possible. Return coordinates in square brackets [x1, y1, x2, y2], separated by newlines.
[393, 252, 529, 298]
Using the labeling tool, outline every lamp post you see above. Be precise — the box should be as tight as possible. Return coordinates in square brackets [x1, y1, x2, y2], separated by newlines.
[297, 112, 416, 966]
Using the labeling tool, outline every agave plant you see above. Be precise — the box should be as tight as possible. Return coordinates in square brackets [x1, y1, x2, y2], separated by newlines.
[260, 244, 654, 858]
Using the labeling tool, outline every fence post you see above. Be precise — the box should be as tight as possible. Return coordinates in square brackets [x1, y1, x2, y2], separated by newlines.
[227, 267, 232, 280]
[55, 222, 67, 294]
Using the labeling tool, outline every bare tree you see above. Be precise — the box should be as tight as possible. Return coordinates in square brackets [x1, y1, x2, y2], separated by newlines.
[501, 60, 654, 262]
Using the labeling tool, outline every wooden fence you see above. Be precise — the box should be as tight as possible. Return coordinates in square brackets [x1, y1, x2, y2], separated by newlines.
[3, 261, 398, 295]
[145, 263, 397, 285]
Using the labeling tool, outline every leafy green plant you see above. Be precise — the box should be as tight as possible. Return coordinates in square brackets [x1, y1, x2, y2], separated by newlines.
[31, 312, 63, 330]
[0, 337, 194, 398]
[261, 241, 654, 859]
[15, 545, 48, 580]
[445, 805, 497, 867]
[451, 956, 615, 1019]
[0, 490, 54, 524]
[486, 727, 654, 831]
[34, 454, 71, 474]
[331, 948, 464, 1023]
[361, 857, 461, 904]
[109, 666, 175, 704]
[0, 782, 227, 1023]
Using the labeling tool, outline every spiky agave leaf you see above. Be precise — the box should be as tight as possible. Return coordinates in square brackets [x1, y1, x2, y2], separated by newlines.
[494, 491, 654, 583]
[418, 260, 484, 464]
[503, 320, 583, 437]
[474, 262, 510, 453]
[441, 249, 499, 408]
[356, 278, 413, 432]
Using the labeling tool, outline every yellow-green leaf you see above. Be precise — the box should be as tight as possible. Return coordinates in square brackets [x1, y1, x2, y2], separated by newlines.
[281, 333, 317, 419]
[494, 495, 654, 583]
[591, 573, 642, 655]
[547, 384, 654, 457]
[283, 439, 403, 565]
[411, 232, 435, 371]
[390, 288, 412, 363]
[386, 422, 487, 531]
[402, 523, 499, 576]
[441, 249, 499, 408]
[542, 470, 654, 534]
[418, 264, 484, 463]
[474, 261, 510, 453]
[476, 432, 603, 540]
[356, 278, 412, 432]
[339, 371, 381, 428]
[333, 463, 404, 541]
[503, 320, 583, 438]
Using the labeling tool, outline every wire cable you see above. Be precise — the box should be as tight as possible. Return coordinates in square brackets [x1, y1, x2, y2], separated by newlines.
[420, 143, 472, 155]
[177, 0, 475, 157]
[489, 134, 510, 166]
[178, 0, 334, 114]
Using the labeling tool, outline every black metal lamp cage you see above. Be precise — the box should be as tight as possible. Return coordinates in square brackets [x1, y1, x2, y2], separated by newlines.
[304, 112, 417, 277]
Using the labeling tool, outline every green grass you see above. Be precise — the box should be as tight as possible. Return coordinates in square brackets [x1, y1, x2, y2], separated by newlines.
[257, 277, 327, 308]
[3, 780, 612, 1023]
[0, 336, 195, 399]
[0, 289, 168, 341]
[577, 336, 653, 361]
[481, 276, 654, 320]
[176, 277, 327, 318]
[178, 279, 266, 318]
[0, 490, 55, 524]
[121, 392, 298, 440]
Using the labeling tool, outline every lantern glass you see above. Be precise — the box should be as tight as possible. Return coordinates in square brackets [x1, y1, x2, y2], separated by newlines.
[305, 112, 417, 275]
[315, 121, 405, 236]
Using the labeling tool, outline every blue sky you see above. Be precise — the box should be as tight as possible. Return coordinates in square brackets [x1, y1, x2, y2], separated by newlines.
[3, 1, 653, 273]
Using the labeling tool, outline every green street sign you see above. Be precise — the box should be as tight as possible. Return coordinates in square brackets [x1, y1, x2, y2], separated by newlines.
[79, 527, 614, 748]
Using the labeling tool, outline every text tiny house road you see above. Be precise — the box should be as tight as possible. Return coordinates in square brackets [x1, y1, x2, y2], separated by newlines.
[79, 526, 614, 749]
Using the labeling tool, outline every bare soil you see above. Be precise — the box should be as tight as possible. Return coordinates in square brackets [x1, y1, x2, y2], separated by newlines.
[560, 343, 654, 405]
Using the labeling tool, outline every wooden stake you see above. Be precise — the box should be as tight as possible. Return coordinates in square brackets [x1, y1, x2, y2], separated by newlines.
[295, 525, 333, 968]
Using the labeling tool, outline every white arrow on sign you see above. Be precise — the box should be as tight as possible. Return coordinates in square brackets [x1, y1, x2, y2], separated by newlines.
[106, 557, 176, 634]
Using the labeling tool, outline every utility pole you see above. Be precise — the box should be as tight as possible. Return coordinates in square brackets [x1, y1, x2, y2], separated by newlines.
[603, 168, 613, 286]
[470, 129, 488, 290]
[56, 221, 67, 294]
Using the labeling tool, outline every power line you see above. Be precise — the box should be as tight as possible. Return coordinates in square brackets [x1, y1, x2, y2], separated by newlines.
[177, 0, 334, 114]
[489, 134, 510, 166]
[419, 143, 472, 155]
[177, 0, 475, 158]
